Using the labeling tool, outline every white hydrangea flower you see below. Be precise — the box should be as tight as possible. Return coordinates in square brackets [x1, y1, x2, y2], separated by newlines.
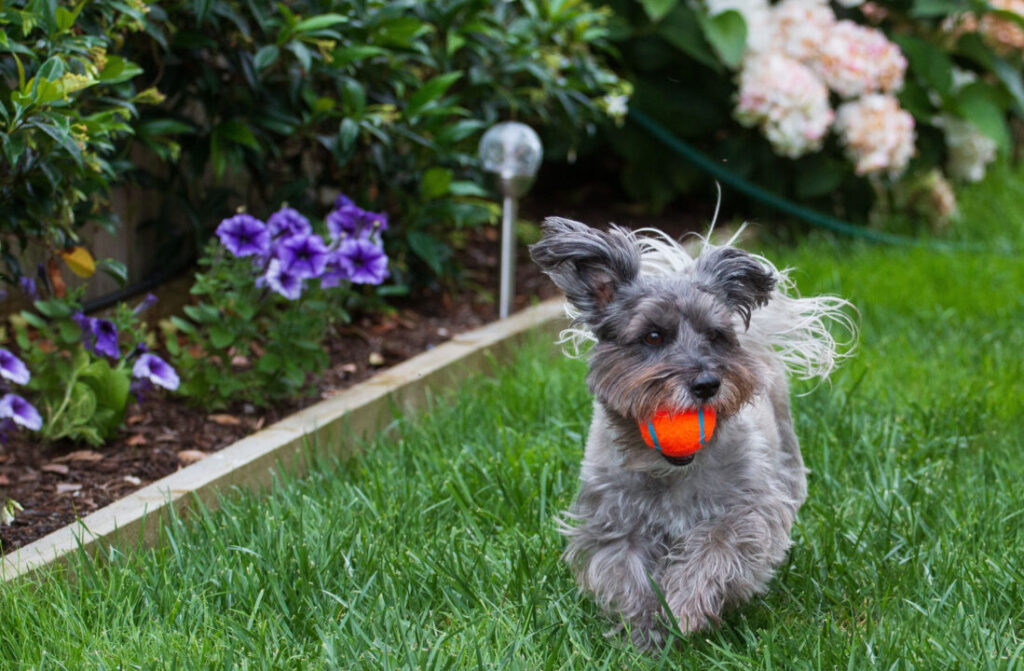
[810, 20, 907, 98]
[706, 0, 774, 53]
[735, 52, 835, 158]
[835, 94, 916, 177]
[770, 0, 836, 62]
[941, 115, 998, 183]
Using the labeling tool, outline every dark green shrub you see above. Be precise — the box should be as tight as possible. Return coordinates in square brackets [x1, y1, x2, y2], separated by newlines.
[127, 0, 623, 289]
[0, 0, 162, 282]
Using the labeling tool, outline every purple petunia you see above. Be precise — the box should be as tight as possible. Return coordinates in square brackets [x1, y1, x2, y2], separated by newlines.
[264, 258, 305, 300]
[133, 293, 158, 315]
[0, 349, 30, 386]
[337, 238, 389, 285]
[275, 234, 330, 279]
[335, 194, 355, 210]
[326, 204, 363, 240]
[267, 207, 313, 239]
[0, 394, 42, 431]
[217, 214, 271, 258]
[319, 251, 355, 289]
[74, 313, 119, 359]
[91, 318, 120, 359]
[132, 353, 180, 391]
[19, 276, 37, 299]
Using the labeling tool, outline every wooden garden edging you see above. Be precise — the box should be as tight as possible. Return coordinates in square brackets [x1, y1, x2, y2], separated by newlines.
[1, 298, 565, 582]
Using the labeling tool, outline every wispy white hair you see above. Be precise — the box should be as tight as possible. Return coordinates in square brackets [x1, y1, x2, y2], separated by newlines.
[557, 226, 858, 381]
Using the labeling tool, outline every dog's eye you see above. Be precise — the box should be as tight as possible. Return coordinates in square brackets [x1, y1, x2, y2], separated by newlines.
[643, 331, 664, 346]
[708, 330, 719, 342]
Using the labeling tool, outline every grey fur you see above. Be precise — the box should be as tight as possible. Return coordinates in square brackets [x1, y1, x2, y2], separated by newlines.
[529, 218, 849, 648]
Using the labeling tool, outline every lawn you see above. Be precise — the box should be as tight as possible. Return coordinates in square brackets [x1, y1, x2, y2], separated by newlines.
[2, 168, 1022, 669]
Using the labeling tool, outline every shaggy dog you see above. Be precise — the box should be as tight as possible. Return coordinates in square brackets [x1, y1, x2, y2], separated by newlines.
[530, 218, 855, 647]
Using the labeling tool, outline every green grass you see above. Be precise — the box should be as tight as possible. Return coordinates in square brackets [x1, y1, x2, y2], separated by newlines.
[3, 168, 1023, 669]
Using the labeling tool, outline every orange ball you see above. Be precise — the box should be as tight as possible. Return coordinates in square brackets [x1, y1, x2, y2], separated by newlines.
[638, 407, 717, 458]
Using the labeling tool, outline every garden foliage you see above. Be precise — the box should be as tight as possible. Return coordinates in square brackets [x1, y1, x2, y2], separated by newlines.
[166, 198, 388, 408]
[0, 0, 162, 284]
[1, 0, 622, 290]
[9, 287, 175, 446]
[604, 0, 1024, 220]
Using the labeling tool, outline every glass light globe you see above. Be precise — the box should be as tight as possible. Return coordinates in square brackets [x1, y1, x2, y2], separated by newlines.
[478, 122, 543, 185]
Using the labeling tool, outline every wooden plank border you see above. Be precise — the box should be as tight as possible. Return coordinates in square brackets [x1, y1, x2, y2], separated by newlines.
[1, 298, 566, 582]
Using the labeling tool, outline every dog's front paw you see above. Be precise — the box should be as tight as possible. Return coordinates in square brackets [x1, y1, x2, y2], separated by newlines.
[672, 608, 712, 636]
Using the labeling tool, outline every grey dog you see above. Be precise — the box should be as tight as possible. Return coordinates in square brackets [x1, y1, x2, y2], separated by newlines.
[529, 218, 855, 647]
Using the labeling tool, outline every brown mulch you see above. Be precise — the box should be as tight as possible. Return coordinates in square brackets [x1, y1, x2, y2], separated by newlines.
[0, 186, 706, 555]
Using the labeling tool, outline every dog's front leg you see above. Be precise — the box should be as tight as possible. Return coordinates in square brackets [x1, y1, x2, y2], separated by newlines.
[656, 505, 795, 634]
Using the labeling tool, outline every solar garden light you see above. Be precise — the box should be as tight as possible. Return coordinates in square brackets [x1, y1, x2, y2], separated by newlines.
[478, 121, 543, 319]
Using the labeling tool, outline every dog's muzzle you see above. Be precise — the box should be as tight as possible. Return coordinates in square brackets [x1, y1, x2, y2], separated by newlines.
[661, 453, 695, 467]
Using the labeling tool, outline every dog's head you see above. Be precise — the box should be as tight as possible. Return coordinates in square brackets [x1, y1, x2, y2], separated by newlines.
[530, 218, 776, 450]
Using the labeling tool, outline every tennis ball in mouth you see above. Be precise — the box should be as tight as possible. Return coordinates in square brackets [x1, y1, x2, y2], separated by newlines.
[637, 407, 717, 458]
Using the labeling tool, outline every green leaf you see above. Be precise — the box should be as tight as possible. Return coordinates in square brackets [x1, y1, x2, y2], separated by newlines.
[170, 316, 196, 335]
[641, 0, 678, 21]
[893, 35, 953, 98]
[449, 181, 489, 197]
[421, 167, 453, 200]
[910, 0, 961, 16]
[658, 6, 722, 73]
[209, 326, 235, 349]
[288, 41, 312, 72]
[99, 56, 143, 85]
[341, 79, 366, 116]
[216, 119, 260, 150]
[991, 57, 1024, 116]
[98, 258, 127, 285]
[697, 10, 747, 69]
[338, 117, 359, 155]
[406, 72, 463, 118]
[33, 299, 73, 319]
[407, 231, 451, 276]
[332, 45, 388, 67]
[954, 83, 1011, 151]
[254, 45, 280, 71]
[257, 352, 281, 373]
[184, 304, 220, 324]
[137, 118, 195, 136]
[293, 13, 348, 34]
[435, 119, 485, 146]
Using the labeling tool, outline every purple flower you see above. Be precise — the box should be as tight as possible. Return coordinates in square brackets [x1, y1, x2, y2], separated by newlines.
[216, 214, 270, 258]
[0, 394, 42, 431]
[267, 207, 312, 239]
[133, 293, 158, 315]
[361, 209, 388, 233]
[19, 276, 37, 299]
[264, 258, 305, 300]
[326, 204, 363, 240]
[90, 319, 120, 359]
[132, 353, 180, 391]
[275, 234, 330, 279]
[319, 251, 355, 289]
[337, 238, 389, 285]
[0, 349, 30, 386]
[335, 193, 355, 210]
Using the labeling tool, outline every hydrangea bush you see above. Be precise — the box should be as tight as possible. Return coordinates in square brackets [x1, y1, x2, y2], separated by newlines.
[603, 0, 1024, 222]
[167, 196, 389, 408]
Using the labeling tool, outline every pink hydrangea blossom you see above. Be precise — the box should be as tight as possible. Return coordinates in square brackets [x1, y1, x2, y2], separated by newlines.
[734, 53, 834, 158]
[834, 94, 915, 177]
[810, 20, 907, 98]
[770, 0, 836, 62]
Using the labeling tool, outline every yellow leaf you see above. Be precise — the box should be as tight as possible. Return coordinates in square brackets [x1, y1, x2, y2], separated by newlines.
[60, 246, 96, 278]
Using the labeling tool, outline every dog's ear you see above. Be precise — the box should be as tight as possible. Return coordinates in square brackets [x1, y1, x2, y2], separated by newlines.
[694, 246, 776, 328]
[529, 217, 640, 320]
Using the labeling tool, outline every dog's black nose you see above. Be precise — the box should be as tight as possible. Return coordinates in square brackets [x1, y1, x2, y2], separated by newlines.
[690, 373, 720, 400]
